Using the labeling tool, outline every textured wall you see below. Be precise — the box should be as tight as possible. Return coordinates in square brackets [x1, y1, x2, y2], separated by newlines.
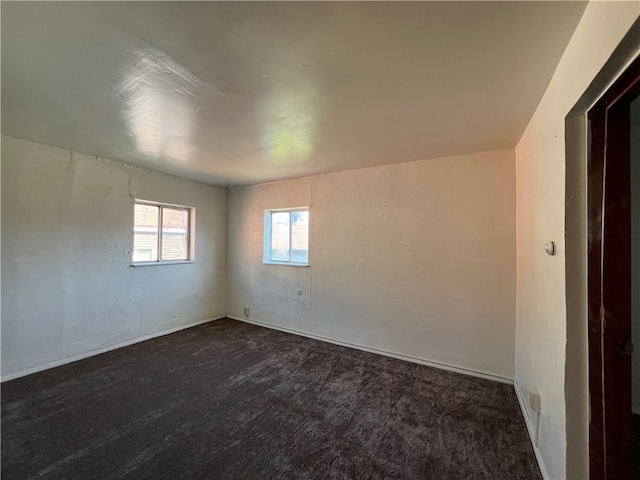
[227, 149, 516, 380]
[1, 135, 227, 378]
[514, 3, 640, 479]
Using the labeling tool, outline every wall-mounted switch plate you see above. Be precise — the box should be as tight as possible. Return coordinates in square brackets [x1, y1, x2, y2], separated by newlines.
[243, 307, 250, 317]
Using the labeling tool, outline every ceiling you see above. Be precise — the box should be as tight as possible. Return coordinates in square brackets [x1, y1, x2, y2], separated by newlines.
[2, 2, 587, 186]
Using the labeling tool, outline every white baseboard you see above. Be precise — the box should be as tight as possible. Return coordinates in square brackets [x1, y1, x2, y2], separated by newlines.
[514, 379, 549, 480]
[227, 315, 513, 385]
[3, 313, 516, 387]
[1, 315, 226, 382]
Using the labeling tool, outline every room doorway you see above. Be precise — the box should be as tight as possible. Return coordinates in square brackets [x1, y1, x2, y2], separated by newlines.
[588, 54, 640, 480]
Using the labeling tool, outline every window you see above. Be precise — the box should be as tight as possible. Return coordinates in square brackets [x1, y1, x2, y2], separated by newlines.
[263, 208, 309, 266]
[132, 200, 194, 265]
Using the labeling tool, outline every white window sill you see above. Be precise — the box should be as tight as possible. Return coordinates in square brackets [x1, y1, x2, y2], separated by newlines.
[131, 261, 194, 267]
[263, 261, 309, 267]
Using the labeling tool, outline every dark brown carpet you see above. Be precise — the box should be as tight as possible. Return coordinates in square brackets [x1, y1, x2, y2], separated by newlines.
[2, 318, 541, 480]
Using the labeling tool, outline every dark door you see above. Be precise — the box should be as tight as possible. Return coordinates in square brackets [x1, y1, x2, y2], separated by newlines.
[588, 55, 640, 480]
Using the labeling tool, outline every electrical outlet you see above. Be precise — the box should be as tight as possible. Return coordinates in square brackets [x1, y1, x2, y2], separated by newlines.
[243, 307, 250, 317]
[530, 389, 541, 414]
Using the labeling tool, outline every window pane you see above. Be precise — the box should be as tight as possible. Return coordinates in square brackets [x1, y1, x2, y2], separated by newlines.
[162, 208, 189, 261]
[133, 204, 159, 262]
[291, 211, 309, 264]
[271, 212, 290, 261]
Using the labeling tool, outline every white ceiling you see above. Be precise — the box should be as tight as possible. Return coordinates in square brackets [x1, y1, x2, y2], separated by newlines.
[2, 2, 587, 186]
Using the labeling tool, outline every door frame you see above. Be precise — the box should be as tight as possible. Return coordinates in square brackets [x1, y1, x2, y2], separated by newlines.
[587, 54, 640, 480]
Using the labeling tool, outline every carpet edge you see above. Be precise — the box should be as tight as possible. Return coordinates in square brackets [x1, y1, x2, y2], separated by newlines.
[1, 315, 227, 382]
[227, 314, 513, 385]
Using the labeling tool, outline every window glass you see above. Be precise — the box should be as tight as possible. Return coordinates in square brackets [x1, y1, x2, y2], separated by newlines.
[291, 211, 309, 264]
[271, 211, 291, 262]
[264, 208, 309, 266]
[162, 208, 189, 261]
[132, 201, 194, 264]
[133, 204, 159, 262]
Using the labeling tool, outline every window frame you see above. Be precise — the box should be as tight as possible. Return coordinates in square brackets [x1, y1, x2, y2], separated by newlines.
[263, 207, 310, 267]
[131, 199, 195, 267]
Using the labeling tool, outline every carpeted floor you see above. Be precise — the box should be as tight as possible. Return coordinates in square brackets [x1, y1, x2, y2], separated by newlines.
[2, 318, 541, 480]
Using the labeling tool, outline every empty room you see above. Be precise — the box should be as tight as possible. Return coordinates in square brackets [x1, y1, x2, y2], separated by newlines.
[2, 2, 640, 479]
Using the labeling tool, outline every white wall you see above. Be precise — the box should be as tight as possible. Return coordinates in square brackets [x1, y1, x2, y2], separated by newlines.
[1, 135, 227, 378]
[515, 3, 640, 479]
[227, 149, 516, 380]
[632, 96, 640, 414]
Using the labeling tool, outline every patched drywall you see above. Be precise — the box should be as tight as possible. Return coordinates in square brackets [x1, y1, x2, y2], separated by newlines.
[1, 135, 227, 378]
[515, 3, 640, 479]
[227, 149, 516, 380]
[632, 95, 640, 414]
